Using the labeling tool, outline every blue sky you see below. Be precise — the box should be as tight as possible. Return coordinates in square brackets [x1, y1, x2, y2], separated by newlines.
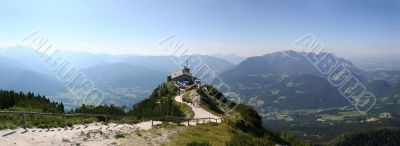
[0, 0, 399, 57]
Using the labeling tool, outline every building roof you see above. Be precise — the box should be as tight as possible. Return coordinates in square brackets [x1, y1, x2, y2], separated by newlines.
[170, 67, 192, 79]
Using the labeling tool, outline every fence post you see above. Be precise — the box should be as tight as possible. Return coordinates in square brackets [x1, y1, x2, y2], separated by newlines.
[151, 119, 153, 126]
[62, 115, 65, 126]
[196, 119, 199, 125]
[80, 114, 83, 125]
[52, 113, 56, 126]
[105, 115, 108, 124]
[23, 112, 27, 129]
[209, 117, 211, 122]
[187, 119, 190, 126]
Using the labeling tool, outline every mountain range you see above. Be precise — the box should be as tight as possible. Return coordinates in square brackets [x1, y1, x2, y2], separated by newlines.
[219, 51, 399, 115]
[0, 47, 399, 115]
[0, 46, 235, 109]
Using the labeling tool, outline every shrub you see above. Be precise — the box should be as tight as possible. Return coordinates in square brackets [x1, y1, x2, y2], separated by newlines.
[115, 133, 125, 139]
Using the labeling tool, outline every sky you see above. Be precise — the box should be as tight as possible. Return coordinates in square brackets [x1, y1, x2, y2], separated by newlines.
[0, 0, 399, 58]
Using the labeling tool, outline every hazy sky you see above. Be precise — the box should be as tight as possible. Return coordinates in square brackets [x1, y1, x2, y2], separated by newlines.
[0, 0, 399, 57]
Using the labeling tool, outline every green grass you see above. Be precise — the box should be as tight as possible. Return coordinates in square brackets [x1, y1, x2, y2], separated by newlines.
[186, 141, 211, 146]
[115, 132, 126, 139]
[0, 121, 18, 129]
[174, 101, 195, 118]
[321, 111, 366, 121]
[199, 104, 222, 116]
[0, 114, 100, 130]
[118, 116, 140, 124]
[168, 121, 289, 146]
[195, 88, 224, 116]
[0, 113, 143, 130]
[182, 91, 191, 103]
[340, 111, 366, 116]
[321, 114, 344, 121]
[168, 123, 231, 146]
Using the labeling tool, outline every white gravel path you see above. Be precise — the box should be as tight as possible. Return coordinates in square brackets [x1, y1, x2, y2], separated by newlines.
[0, 121, 163, 146]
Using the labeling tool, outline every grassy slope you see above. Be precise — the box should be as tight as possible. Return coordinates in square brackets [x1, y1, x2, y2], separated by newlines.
[168, 85, 313, 146]
[169, 123, 231, 146]
[175, 101, 195, 118]
[167, 121, 309, 146]
[0, 113, 97, 130]
[127, 82, 194, 120]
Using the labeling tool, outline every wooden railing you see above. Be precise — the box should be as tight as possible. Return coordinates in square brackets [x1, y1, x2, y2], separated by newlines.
[0, 111, 223, 129]
[150, 117, 223, 126]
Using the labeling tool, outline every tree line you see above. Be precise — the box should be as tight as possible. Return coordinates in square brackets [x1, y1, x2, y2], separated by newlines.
[328, 127, 400, 146]
[0, 90, 64, 113]
[71, 104, 126, 116]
